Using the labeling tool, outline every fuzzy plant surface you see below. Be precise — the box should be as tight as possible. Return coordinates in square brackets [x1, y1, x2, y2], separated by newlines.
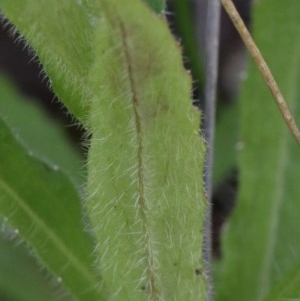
[0, 0, 207, 301]
[85, 1, 207, 300]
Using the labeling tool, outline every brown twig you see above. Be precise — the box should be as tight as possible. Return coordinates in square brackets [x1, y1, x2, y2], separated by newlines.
[220, 0, 300, 146]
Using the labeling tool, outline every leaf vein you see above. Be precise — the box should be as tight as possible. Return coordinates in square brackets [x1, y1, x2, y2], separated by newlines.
[118, 18, 159, 301]
[0, 177, 98, 291]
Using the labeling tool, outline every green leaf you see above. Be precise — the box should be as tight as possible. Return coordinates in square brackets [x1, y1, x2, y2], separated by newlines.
[142, 0, 165, 13]
[85, 1, 207, 300]
[216, 1, 300, 300]
[0, 0, 165, 125]
[1, 0, 207, 299]
[0, 76, 83, 190]
[0, 83, 104, 301]
[213, 102, 239, 186]
[0, 231, 73, 301]
[262, 262, 300, 301]
[172, 0, 205, 87]
[0, 0, 94, 124]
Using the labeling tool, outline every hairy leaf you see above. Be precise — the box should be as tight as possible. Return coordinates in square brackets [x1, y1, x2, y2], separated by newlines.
[0, 0, 94, 124]
[85, 0, 207, 300]
[0, 0, 207, 300]
[216, 1, 300, 300]
[0, 0, 164, 125]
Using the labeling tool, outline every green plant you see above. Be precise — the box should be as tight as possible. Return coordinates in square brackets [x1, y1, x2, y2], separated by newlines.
[0, 0, 300, 301]
[0, 0, 206, 300]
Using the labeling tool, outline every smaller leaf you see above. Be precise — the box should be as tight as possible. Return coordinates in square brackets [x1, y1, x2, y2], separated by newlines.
[0, 79, 105, 301]
[0, 230, 73, 301]
[0, 76, 83, 190]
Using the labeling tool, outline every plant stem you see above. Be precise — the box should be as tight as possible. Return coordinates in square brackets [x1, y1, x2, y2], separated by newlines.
[220, 0, 300, 147]
[196, 0, 221, 299]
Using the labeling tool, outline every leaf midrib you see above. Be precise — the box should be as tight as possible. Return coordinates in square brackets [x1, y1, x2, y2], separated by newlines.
[117, 16, 159, 301]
